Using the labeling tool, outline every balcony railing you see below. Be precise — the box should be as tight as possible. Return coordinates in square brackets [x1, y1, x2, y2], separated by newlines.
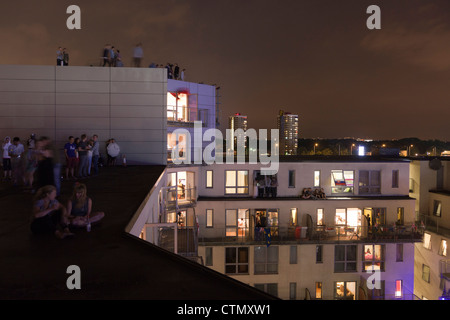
[160, 186, 197, 213]
[418, 213, 450, 238]
[144, 223, 199, 257]
[167, 107, 211, 126]
[198, 224, 423, 244]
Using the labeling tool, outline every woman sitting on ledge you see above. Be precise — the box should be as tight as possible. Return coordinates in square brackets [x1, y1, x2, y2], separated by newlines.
[301, 188, 312, 199]
[67, 183, 105, 228]
[30, 185, 73, 239]
[314, 188, 327, 199]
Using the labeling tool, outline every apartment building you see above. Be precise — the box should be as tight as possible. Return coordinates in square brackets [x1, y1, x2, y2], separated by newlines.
[277, 110, 299, 156]
[131, 157, 422, 300]
[411, 158, 450, 300]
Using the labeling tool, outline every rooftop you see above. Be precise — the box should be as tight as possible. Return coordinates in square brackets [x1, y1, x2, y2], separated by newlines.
[0, 165, 276, 300]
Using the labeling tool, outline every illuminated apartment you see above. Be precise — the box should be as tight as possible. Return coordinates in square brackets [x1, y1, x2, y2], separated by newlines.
[277, 110, 298, 155]
[410, 158, 450, 300]
[228, 113, 248, 153]
[166, 79, 217, 163]
[130, 156, 423, 300]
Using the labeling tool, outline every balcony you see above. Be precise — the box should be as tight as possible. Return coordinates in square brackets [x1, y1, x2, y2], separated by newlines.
[198, 224, 423, 244]
[167, 107, 210, 127]
[160, 186, 197, 213]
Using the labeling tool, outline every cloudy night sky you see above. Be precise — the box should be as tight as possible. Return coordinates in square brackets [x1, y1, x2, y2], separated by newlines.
[1, 0, 450, 141]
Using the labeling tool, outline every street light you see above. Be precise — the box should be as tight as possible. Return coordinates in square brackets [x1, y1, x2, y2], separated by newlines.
[408, 144, 414, 156]
[314, 143, 318, 155]
[350, 143, 355, 155]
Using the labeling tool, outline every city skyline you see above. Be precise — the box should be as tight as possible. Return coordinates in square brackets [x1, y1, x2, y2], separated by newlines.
[1, 1, 450, 140]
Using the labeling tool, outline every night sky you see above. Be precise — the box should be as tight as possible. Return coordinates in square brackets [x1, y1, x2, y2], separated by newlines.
[2, 0, 450, 140]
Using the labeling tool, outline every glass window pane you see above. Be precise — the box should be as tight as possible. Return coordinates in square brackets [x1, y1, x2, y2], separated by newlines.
[347, 245, 357, 261]
[226, 210, 237, 226]
[226, 248, 236, 263]
[206, 209, 213, 227]
[290, 246, 297, 264]
[359, 171, 369, 186]
[226, 171, 236, 187]
[237, 171, 248, 187]
[206, 170, 213, 188]
[238, 264, 248, 274]
[335, 245, 345, 261]
[267, 246, 278, 263]
[238, 247, 248, 263]
[254, 247, 265, 263]
[225, 187, 236, 194]
[344, 171, 354, 186]
[314, 171, 320, 187]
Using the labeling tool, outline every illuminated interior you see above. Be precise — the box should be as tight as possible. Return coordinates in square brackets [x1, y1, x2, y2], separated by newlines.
[335, 281, 356, 300]
[331, 170, 354, 194]
[167, 92, 189, 122]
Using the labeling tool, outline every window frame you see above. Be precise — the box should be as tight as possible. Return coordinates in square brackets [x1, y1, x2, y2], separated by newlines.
[206, 170, 213, 189]
[206, 209, 214, 228]
[362, 244, 385, 272]
[392, 170, 399, 188]
[225, 247, 249, 275]
[359, 170, 381, 195]
[334, 281, 357, 300]
[225, 170, 249, 195]
[433, 200, 442, 217]
[331, 170, 354, 194]
[254, 246, 279, 275]
[334, 245, 357, 273]
[288, 170, 295, 188]
[314, 170, 321, 187]
[439, 239, 448, 257]
[422, 264, 431, 283]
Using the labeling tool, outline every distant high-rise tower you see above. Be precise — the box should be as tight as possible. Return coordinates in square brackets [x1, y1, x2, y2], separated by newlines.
[228, 113, 248, 152]
[277, 110, 299, 155]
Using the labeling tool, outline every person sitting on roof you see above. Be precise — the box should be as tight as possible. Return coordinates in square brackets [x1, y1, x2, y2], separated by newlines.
[67, 183, 105, 228]
[30, 185, 73, 239]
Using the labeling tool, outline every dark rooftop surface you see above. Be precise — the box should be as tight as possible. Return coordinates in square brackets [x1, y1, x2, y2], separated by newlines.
[0, 165, 276, 300]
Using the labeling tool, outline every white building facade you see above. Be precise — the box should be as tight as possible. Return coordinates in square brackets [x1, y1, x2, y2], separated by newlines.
[130, 157, 422, 300]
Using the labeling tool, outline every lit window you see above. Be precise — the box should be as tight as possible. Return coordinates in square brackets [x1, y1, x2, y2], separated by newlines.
[423, 232, 432, 250]
[433, 200, 442, 217]
[225, 210, 237, 237]
[317, 209, 324, 226]
[206, 170, 213, 188]
[335, 281, 356, 300]
[289, 208, 298, 226]
[315, 282, 323, 299]
[439, 240, 447, 256]
[225, 209, 249, 237]
[167, 92, 189, 122]
[206, 209, 213, 228]
[395, 280, 403, 298]
[225, 170, 249, 194]
[331, 170, 354, 194]
[397, 208, 404, 225]
[363, 244, 385, 271]
[314, 170, 320, 187]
